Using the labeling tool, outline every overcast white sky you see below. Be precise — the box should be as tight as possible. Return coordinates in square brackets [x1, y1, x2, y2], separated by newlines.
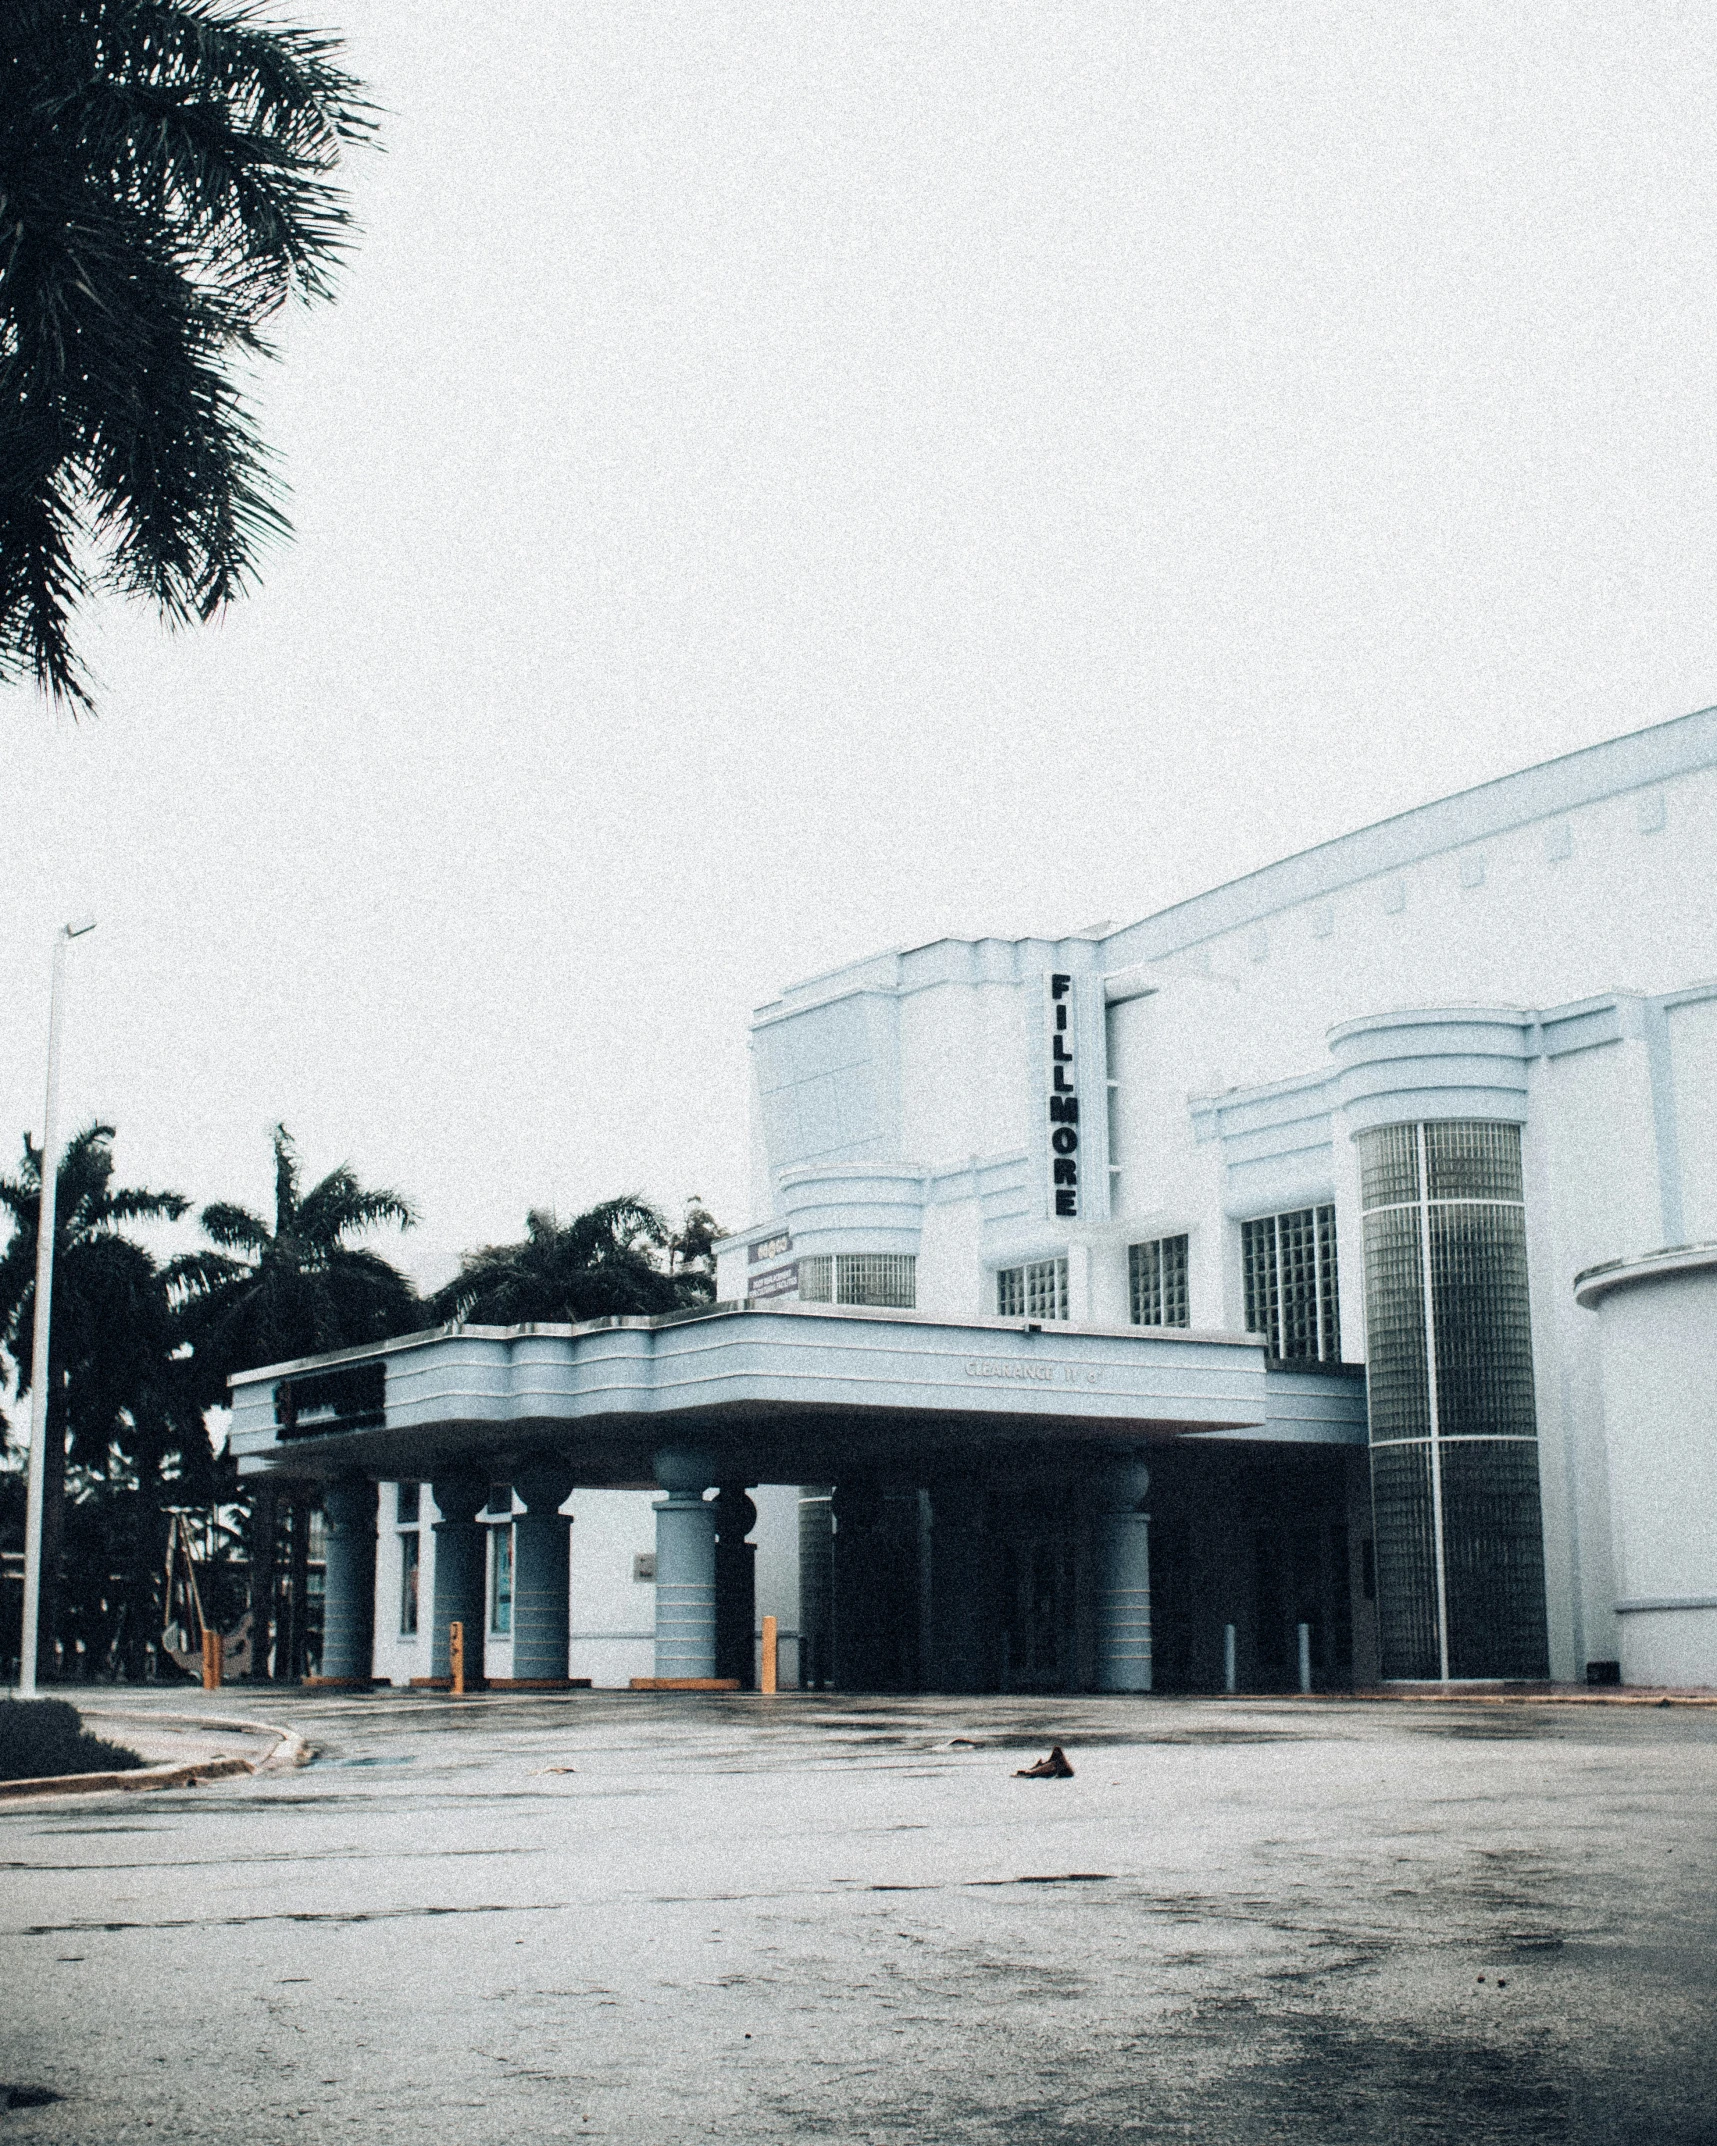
[5, 1, 1717, 1292]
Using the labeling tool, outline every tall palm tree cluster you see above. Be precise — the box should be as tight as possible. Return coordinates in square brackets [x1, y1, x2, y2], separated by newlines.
[0, 1123, 724, 1684]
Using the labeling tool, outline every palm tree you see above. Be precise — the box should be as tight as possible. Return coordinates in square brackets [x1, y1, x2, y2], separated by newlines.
[0, 0, 373, 708]
[430, 1198, 691, 1327]
[0, 1123, 196, 1678]
[174, 1124, 419, 1683]
[174, 1124, 420, 1384]
[666, 1196, 727, 1303]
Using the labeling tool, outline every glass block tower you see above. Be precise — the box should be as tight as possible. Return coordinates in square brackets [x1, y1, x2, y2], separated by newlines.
[1358, 1120, 1550, 1680]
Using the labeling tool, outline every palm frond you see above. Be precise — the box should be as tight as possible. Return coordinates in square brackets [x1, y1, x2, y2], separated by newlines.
[296, 1162, 417, 1245]
[98, 1184, 190, 1227]
[198, 1198, 267, 1251]
[0, 0, 375, 707]
[162, 1246, 248, 1301]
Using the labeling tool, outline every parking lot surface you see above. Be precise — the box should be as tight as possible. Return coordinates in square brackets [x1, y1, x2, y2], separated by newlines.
[3, 1688, 1715, 2142]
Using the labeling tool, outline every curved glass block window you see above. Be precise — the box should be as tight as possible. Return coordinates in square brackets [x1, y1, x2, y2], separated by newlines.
[996, 1257, 1069, 1320]
[1424, 1119, 1523, 1203]
[1440, 1439, 1550, 1680]
[1359, 1208, 1430, 1441]
[1356, 1119, 1548, 1682]
[796, 1254, 916, 1309]
[1370, 1441, 1439, 1681]
[1428, 1204, 1537, 1439]
[1129, 1236, 1189, 1326]
[1360, 1123, 1420, 1211]
[1241, 1207, 1340, 1361]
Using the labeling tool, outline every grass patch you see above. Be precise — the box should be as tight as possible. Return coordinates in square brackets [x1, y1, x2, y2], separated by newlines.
[0, 1698, 144, 1781]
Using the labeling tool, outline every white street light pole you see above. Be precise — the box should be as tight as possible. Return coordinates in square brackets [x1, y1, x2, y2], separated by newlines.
[17, 917, 96, 1697]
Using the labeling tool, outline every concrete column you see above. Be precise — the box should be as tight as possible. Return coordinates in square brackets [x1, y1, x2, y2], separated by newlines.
[833, 1482, 926, 1691]
[831, 1480, 884, 1691]
[319, 1477, 378, 1685]
[928, 1478, 992, 1694]
[713, 1485, 758, 1689]
[1095, 1454, 1152, 1692]
[430, 1473, 488, 1683]
[653, 1447, 718, 1679]
[509, 1466, 576, 1684]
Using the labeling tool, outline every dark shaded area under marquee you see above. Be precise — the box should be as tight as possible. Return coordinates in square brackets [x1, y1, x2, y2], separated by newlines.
[799, 1441, 1373, 1697]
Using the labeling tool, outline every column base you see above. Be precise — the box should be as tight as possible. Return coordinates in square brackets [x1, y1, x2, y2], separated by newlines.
[484, 1677, 593, 1690]
[301, 1675, 379, 1689]
[629, 1676, 741, 1691]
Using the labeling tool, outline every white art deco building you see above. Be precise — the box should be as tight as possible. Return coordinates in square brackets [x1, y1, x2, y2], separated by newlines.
[231, 707, 1717, 1694]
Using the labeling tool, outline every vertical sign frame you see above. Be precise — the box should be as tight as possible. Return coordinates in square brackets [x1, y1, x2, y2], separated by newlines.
[1046, 970, 1080, 1218]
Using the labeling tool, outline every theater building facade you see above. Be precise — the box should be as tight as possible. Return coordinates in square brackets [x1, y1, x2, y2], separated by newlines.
[231, 708, 1717, 1692]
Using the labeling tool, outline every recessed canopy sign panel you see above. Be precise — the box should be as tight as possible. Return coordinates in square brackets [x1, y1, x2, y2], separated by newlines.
[274, 1360, 386, 1440]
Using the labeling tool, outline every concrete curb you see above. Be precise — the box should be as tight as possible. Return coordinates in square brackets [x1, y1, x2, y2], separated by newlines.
[1335, 1685, 1717, 1707]
[0, 1710, 313, 1804]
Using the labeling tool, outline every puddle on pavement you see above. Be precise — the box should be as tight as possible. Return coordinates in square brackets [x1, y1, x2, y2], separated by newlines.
[1, 2085, 63, 2111]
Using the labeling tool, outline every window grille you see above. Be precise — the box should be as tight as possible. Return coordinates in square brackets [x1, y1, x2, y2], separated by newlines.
[996, 1256, 1069, 1321]
[834, 1253, 916, 1308]
[793, 1253, 915, 1308]
[399, 1531, 420, 1636]
[1241, 1206, 1341, 1362]
[1129, 1236, 1190, 1326]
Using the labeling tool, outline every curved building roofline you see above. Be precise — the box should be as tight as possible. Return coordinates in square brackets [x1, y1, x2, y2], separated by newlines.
[762, 704, 1717, 1013]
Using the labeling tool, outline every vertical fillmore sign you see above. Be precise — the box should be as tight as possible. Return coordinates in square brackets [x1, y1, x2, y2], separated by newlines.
[1046, 971, 1079, 1217]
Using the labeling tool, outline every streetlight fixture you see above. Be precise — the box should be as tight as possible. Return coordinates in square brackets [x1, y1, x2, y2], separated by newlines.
[17, 916, 96, 1697]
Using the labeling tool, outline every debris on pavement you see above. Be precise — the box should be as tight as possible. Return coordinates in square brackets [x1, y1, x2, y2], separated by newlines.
[1014, 1745, 1074, 1778]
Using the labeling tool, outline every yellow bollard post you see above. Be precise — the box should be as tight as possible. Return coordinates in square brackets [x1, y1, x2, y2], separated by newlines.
[760, 1614, 778, 1695]
[450, 1620, 465, 1696]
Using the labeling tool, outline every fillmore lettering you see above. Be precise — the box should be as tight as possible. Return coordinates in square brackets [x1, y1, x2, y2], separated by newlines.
[1046, 971, 1079, 1217]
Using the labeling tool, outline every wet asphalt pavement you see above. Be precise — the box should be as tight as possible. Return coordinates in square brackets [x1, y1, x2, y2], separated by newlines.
[3, 1688, 1715, 2143]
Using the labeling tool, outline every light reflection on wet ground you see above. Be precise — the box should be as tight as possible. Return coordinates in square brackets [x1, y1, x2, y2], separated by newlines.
[2, 1689, 1714, 2141]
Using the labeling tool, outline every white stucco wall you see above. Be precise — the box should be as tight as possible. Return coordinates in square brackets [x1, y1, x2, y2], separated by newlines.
[1581, 1258, 1717, 1687]
[723, 709, 1717, 1685]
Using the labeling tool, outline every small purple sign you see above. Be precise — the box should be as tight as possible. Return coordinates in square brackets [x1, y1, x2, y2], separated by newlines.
[749, 1262, 799, 1300]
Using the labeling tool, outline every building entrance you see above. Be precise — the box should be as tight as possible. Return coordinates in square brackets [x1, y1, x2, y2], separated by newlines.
[799, 1443, 1371, 1697]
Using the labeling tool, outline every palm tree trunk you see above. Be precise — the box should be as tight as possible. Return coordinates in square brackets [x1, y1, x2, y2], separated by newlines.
[126, 1468, 168, 1683]
[283, 1494, 311, 1680]
[247, 1483, 278, 1680]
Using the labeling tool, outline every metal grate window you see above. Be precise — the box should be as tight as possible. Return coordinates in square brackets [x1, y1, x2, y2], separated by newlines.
[795, 1253, 915, 1308]
[996, 1257, 1069, 1321]
[399, 1530, 420, 1636]
[1241, 1207, 1341, 1362]
[835, 1253, 916, 1308]
[1129, 1236, 1190, 1326]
